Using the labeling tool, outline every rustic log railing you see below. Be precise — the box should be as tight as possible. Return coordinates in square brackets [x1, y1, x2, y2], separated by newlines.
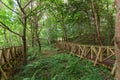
[0, 46, 24, 80]
[56, 41, 116, 74]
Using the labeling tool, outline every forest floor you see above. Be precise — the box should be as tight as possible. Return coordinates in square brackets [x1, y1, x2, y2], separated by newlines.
[9, 45, 115, 80]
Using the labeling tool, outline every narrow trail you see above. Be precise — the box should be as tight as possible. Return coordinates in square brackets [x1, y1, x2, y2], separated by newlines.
[42, 50, 57, 58]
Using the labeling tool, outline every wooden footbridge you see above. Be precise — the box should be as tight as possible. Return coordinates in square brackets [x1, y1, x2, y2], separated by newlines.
[56, 41, 116, 75]
[0, 46, 24, 80]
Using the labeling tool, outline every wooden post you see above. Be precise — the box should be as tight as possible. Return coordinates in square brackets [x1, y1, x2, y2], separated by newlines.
[94, 47, 102, 66]
[0, 66, 8, 80]
[100, 48, 103, 62]
[111, 61, 116, 75]
[91, 47, 93, 59]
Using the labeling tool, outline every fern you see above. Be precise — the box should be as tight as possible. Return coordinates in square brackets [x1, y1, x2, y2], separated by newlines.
[10, 52, 114, 80]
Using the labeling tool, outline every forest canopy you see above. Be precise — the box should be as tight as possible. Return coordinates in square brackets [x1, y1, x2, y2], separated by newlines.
[0, 0, 115, 47]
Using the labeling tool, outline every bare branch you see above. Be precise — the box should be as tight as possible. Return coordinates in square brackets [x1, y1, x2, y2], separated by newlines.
[0, 21, 22, 37]
[23, 0, 32, 9]
[27, 7, 45, 18]
[16, 0, 26, 14]
[18, 17, 24, 26]
[0, 1, 19, 15]
[26, 6, 38, 17]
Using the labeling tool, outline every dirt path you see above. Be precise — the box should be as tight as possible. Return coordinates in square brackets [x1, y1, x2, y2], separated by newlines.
[42, 50, 57, 57]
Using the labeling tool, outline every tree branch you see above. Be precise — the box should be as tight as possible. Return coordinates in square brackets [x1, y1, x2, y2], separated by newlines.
[16, 0, 26, 14]
[23, 0, 32, 9]
[0, 1, 19, 15]
[18, 17, 24, 26]
[0, 21, 22, 37]
[27, 7, 45, 18]
[26, 6, 38, 17]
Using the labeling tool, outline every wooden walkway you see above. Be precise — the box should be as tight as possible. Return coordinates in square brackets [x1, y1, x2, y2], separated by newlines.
[56, 41, 116, 75]
[0, 46, 24, 80]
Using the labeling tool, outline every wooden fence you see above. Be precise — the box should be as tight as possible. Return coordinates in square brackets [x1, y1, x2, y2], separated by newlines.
[0, 46, 24, 80]
[56, 41, 116, 75]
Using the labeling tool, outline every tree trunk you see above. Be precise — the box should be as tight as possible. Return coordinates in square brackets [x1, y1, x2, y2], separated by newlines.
[30, 21, 35, 47]
[36, 34, 41, 51]
[91, 0, 102, 45]
[35, 23, 41, 51]
[62, 19, 67, 41]
[3, 29, 8, 44]
[31, 29, 35, 47]
[29, 0, 42, 51]
[115, 0, 120, 80]
[22, 17, 27, 65]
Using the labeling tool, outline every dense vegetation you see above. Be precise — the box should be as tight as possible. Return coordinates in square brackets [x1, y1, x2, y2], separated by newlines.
[0, 0, 115, 46]
[0, 0, 120, 80]
[9, 46, 114, 80]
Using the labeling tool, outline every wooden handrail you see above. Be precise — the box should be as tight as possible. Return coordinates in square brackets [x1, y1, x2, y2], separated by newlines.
[56, 41, 116, 75]
[0, 46, 25, 80]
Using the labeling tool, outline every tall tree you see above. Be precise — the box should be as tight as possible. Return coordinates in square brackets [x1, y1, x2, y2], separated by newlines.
[91, 0, 102, 45]
[0, 0, 41, 64]
[115, 0, 120, 80]
[47, 0, 69, 41]
[29, 0, 42, 51]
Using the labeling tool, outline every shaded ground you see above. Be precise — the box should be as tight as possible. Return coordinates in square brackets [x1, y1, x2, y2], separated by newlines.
[9, 46, 115, 80]
[42, 50, 57, 58]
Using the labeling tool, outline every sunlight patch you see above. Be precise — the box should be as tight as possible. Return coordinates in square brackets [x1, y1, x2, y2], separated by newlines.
[63, 0, 68, 4]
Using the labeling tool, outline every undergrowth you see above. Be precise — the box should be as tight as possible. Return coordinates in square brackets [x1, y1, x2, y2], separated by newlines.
[9, 51, 114, 80]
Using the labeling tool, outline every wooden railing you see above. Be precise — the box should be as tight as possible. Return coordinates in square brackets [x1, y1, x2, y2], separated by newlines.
[0, 46, 24, 80]
[56, 41, 116, 74]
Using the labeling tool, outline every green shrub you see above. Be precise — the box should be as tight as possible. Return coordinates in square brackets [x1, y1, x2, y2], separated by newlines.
[10, 53, 114, 80]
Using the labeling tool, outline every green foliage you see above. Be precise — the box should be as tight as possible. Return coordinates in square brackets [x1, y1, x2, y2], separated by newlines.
[27, 46, 40, 60]
[0, 1, 116, 80]
[10, 53, 114, 80]
[0, 0, 115, 46]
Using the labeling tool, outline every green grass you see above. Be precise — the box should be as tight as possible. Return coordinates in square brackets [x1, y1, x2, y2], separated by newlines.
[9, 52, 114, 80]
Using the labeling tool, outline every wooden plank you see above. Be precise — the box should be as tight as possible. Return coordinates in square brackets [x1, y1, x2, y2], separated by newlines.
[103, 53, 115, 62]
[107, 47, 109, 56]
[111, 61, 116, 75]
[90, 47, 93, 59]
[91, 47, 97, 55]
[94, 47, 102, 66]
[109, 48, 115, 54]
[100, 49, 103, 62]
[0, 66, 8, 80]
[0, 50, 2, 65]
[80, 46, 85, 58]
